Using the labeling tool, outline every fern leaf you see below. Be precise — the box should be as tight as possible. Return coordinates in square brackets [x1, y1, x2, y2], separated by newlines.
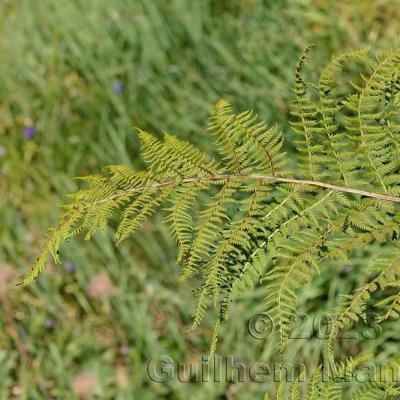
[23, 48, 400, 373]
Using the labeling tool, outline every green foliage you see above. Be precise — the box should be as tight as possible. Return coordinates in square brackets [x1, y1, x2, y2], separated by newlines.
[265, 355, 400, 399]
[21, 46, 400, 397]
[3, 1, 400, 399]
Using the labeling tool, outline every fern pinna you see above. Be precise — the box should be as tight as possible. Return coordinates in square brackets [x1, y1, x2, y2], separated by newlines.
[265, 354, 400, 400]
[23, 47, 400, 398]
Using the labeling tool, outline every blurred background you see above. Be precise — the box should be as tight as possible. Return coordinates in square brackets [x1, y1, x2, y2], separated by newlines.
[1, 0, 400, 398]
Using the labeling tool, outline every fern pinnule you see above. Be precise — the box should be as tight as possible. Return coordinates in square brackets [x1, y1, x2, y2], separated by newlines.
[264, 228, 326, 356]
[115, 186, 173, 244]
[208, 100, 247, 174]
[209, 318, 221, 357]
[187, 286, 209, 333]
[182, 178, 239, 282]
[163, 185, 198, 264]
[289, 381, 301, 400]
[263, 391, 272, 400]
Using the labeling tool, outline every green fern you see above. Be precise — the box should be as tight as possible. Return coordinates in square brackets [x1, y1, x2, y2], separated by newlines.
[22, 47, 400, 397]
[266, 355, 400, 400]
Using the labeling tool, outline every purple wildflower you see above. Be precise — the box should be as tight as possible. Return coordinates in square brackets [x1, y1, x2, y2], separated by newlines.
[23, 126, 37, 139]
[114, 81, 123, 96]
[45, 317, 55, 329]
[343, 264, 352, 273]
[63, 260, 75, 273]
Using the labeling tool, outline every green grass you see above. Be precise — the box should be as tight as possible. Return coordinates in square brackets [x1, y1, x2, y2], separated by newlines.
[1, 0, 400, 398]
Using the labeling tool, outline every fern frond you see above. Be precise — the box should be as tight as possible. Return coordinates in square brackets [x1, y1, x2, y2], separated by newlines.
[187, 286, 209, 333]
[23, 49, 400, 387]
[182, 178, 239, 282]
[263, 392, 272, 400]
[351, 358, 400, 399]
[328, 250, 400, 364]
[290, 45, 323, 181]
[345, 49, 400, 194]
[20, 204, 86, 286]
[209, 318, 221, 357]
[289, 381, 301, 400]
[208, 100, 248, 173]
[267, 354, 398, 400]
[208, 100, 286, 175]
[163, 184, 199, 263]
[305, 366, 322, 400]
[319, 47, 370, 94]
[317, 48, 370, 186]
[265, 228, 327, 357]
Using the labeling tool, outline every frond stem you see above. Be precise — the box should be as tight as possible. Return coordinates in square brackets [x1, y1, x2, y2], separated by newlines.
[97, 173, 400, 204]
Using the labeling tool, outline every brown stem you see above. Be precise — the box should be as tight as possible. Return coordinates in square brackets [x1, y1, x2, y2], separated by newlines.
[98, 173, 400, 204]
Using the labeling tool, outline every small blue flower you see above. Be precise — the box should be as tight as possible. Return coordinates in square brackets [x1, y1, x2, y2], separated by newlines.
[343, 264, 352, 273]
[114, 81, 123, 96]
[45, 317, 55, 329]
[63, 260, 75, 273]
[23, 126, 37, 139]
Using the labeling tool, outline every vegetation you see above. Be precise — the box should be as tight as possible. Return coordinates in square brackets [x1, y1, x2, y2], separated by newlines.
[2, 1, 400, 399]
[24, 44, 400, 398]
